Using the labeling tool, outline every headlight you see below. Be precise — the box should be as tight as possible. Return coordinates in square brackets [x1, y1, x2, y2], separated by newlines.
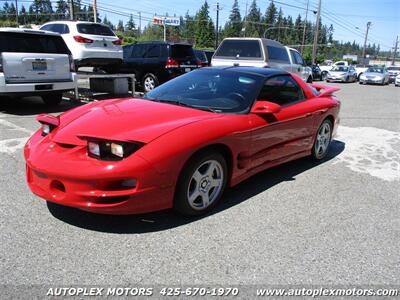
[86, 139, 144, 161]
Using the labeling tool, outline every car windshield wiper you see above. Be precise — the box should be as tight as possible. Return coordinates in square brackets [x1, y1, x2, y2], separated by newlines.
[152, 99, 218, 113]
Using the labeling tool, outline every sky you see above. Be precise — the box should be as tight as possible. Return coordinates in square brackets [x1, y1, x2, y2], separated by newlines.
[96, 0, 400, 51]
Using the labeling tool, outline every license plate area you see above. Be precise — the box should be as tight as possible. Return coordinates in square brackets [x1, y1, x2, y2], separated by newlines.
[35, 84, 53, 91]
[32, 61, 47, 71]
[185, 68, 191, 72]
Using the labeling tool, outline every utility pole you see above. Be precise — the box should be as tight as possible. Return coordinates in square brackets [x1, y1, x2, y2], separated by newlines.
[69, 0, 75, 21]
[139, 12, 142, 36]
[243, 0, 248, 37]
[311, 0, 321, 64]
[361, 21, 371, 66]
[392, 35, 398, 65]
[93, 0, 97, 22]
[300, 0, 309, 55]
[15, 0, 18, 25]
[215, 2, 222, 49]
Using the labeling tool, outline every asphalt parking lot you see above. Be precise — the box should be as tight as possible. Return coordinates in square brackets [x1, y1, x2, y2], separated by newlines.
[1, 83, 399, 293]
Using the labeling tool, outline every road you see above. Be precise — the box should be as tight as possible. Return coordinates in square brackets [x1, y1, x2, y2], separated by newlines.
[1, 82, 399, 297]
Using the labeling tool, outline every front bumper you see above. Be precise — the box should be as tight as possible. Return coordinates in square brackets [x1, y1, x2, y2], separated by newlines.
[24, 131, 174, 215]
[359, 77, 383, 84]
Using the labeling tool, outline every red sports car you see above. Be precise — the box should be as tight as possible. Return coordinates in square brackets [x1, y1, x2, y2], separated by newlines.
[24, 67, 340, 216]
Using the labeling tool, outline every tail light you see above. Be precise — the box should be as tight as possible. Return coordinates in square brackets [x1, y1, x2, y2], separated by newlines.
[196, 59, 203, 67]
[165, 58, 179, 68]
[68, 54, 75, 72]
[112, 39, 122, 45]
[36, 114, 59, 136]
[73, 35, 93, 43]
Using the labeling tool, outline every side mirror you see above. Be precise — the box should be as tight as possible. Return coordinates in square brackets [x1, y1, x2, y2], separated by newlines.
[250, 101, 281, 114]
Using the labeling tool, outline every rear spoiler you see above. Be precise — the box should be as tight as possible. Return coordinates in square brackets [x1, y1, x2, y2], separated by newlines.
[310, 83, 340, 97]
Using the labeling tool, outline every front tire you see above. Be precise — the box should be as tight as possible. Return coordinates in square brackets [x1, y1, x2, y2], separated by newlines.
[174, 151, 228, 216]
[321, 71, 328, 81]
[42, 93, 62, 106]
[311, 119, 333, 161]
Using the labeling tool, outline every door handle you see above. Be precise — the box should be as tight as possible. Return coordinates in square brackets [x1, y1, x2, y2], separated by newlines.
[305, 112, 313, 117]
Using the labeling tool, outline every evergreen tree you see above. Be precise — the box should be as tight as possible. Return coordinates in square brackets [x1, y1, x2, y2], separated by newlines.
[224, 0, 242, 38]
[194, 1, 215, 48]
[31, 0, 53, 23]
[117, 20, 124, 32]
[20, 5, 27, 24]
[183, 11, 195, 43]
[263, 0, 277, 39]
[245, 0, 262, 37]
[125, 14, 136, 37]
[55, 0, 68, 20]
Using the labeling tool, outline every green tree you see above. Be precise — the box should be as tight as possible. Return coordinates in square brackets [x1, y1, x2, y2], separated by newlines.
[224, 0, 242, 38]
[263, 0, 277, 39]
[31, 0, 53, 23]
[55, 0, 68, 20]
[194, 1, 215, 48]
[117, 20, 124, 32]
[245, 0, 262, 37]
[125, 14, 136, 37]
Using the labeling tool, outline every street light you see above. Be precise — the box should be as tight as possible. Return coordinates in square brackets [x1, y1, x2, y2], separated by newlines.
[263, 26, 291, 38]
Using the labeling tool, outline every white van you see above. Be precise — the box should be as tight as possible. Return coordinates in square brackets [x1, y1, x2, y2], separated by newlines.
[0, 28, 76, 105]
[212, 38, 311, 81]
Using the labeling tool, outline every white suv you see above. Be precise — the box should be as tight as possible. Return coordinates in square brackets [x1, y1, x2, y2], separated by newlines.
[40, 21, 123, 71]
[0, 28, 76, 105]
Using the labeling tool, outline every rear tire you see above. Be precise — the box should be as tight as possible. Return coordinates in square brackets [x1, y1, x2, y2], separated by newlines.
[311, 119, 333, 161]
[42, 93, 62, 106]
[142, 74, 159, 92]
[174, 151, 228, 216]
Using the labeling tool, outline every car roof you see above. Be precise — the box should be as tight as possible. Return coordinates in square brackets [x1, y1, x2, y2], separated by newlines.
[202, 66, 288, 77]
[0, 27, 60, 36]
[41, 21, 107, 25]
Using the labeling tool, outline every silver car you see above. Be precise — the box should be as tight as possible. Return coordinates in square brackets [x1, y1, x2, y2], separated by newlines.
[359, 67, 390, 85]
[326, 65, 357, 83]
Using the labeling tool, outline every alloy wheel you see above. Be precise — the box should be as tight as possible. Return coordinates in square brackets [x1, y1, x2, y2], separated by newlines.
[314, 122, 331, 159]
[186, 160, 224, 210]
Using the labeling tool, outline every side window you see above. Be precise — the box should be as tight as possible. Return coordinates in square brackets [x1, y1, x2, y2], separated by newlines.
[62, 24, 70, 34]
[41, 24, 53, 32]
[294, 52, 305, 65]
[257, 75, 305, 106]
[130, 44, 146, 58]
[289, 50, 297, 64]
[146, 44, 160, 58]
[267, 45, 290, 63]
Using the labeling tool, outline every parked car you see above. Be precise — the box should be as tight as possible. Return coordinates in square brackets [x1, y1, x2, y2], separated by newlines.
[359, 66, 390, 85]
[284, 46, 313, 82]
[0, 28, 76, 105]
[326, 65, 357, 83]
[212, 38, 310, 81]
[119, 42, 200, 92]
[387, 66, 400, 83]
[25, 67, 341, 216]
[319, 61, 348, 80]
[194, 49, 209, 67]
[311, 64, 323, 80]
[395, 74, 400, 87]
[40, 21, 123, 71]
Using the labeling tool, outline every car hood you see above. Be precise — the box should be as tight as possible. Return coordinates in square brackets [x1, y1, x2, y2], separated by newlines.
[53, 98, 222, 145]
[329, 71, 347, 75]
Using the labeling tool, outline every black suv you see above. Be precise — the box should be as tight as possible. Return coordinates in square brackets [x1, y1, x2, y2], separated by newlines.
[120, 42, 200, 92]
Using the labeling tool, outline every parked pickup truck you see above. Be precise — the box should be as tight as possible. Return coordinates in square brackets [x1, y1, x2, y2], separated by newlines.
[212, 38, 311, 82]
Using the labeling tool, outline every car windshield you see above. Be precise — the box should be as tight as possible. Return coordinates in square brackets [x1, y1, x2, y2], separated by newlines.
[171, 45, 195, 59]
[331, 66, 348, 72]
[77, 23, 115, 36]
[367, 67, 384, 73]
[143, 69, 263, 113]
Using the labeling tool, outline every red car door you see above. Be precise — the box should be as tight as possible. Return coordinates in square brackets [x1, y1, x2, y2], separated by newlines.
[249, 75, 315, 169]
